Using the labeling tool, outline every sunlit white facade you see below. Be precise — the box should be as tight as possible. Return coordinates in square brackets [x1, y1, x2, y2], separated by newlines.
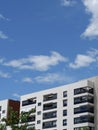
[20, 76, 98, 130]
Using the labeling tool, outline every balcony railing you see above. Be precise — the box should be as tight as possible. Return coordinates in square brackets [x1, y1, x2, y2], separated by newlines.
[74, 105, 94, 114]
[43, 93, 57, 102]
[22, 98, 36, 106]
[74, 95, 94, 105]
[43, 111, 57, 119]
[74, 87, 94, 95]
[74, 126, 94, 130]
[43, 102, 57, 111]
[74, 115, 94, 124]
[43, 120, 57, 129]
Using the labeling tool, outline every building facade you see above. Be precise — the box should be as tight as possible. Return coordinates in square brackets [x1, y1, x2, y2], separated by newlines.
[0, 99, 20, 123]
[20, 76, 98, 130]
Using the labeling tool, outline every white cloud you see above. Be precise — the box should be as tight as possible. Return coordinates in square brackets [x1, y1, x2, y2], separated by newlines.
[81, 0, 98, 39]
[35, 73, 74, 84]
[0, 31, 8, 39]
[0, 71, 11, 78]
[0, 14, 9, 21]
[22, 77, 33, 83]
[4, 51, 67, 71]
[70, 54, 95, 68]
[69, 48, 98, 69]
[61, 0, 76, 7]
[12, 93, 20, 99]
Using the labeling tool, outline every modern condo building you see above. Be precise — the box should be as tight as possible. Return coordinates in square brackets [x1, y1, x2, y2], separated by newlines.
[20, 76, 98, 130]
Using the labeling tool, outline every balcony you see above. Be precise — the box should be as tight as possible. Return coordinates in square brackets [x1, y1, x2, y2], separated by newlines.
[74, 87, 94, 95]
[43, 93, 57, 102]
[74, 115, 94, 124]
[74, 126, 95, 130]
[43, 111, 57, 119]
[74, 105, 94, 114]
[27, 115, 35, 122]
[74, 126, 94, 130]
[21, 115, 36, 123]
[74, 95, 94, 105]
[43, 102, 57, 111]
[43, 120, 57, 129]
[22, 98, 36, 106]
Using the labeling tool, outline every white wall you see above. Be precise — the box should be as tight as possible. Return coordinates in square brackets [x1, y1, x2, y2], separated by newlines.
[20, 77, 95, 130]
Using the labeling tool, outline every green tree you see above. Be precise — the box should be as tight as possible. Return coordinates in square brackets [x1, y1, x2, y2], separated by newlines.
[0, 107, 35, 130]
[78, 126, 90, 130]
[0, 123, 6, 130]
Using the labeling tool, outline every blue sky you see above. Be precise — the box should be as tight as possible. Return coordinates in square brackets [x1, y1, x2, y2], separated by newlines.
[0, 0, 98, 100]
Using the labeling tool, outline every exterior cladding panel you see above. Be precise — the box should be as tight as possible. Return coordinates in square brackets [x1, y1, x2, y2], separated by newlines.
[7, 100, 20, 119]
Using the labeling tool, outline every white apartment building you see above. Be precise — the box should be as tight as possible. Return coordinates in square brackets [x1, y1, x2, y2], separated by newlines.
[20, 76, 98, 130]
[0, 99, 20, 123]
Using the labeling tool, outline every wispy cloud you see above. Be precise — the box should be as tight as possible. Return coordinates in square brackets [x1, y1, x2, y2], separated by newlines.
[35, 73, 64, 84]
[4, 51, 67, 71]
[81, 0, 98, 39]
[21, 73, 75, 85]
[69, 48, 98, 69]
[0, 14, 10, 21]
[12, 93, 20, 99]
[22, 77, 33, 83]
[0, 31, 8, 39]
[61, 0, 76, 7]
[0, 71, 11, 78]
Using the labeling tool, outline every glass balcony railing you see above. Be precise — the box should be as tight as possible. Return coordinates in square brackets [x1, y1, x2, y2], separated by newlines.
[74, 95, 94, 105]
[43, 111, 57, 119]
[74, 87, 94, 95]
[74, 126, 94, 130]
[43, 102, 57, 111]
[74, 105, 94, 114]
[74, 115, 94, 124]
[43, 93, 57, 102]
[43, 120, 57, 129]
[22, 98, 36, 106]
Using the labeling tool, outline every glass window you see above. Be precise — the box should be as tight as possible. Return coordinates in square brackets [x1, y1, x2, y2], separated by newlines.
[63, 110, 67, 116]
[63, 119, 67, 126]
[63, 91, 67, 97]
[63, 100, 67, 107]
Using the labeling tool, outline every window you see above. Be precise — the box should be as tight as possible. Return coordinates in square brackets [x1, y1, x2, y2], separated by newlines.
[63, 110, 67, 116]
[0, 106, 1, 111]
[2, 110, 5, 114]
[38, 102, 41, 106]
[63, 91, 67, 97]
[37, 120, 41, 124]
[37, 111, 41, 115]
[63, 119, 67, 126]
[63, 100, 67, 107]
